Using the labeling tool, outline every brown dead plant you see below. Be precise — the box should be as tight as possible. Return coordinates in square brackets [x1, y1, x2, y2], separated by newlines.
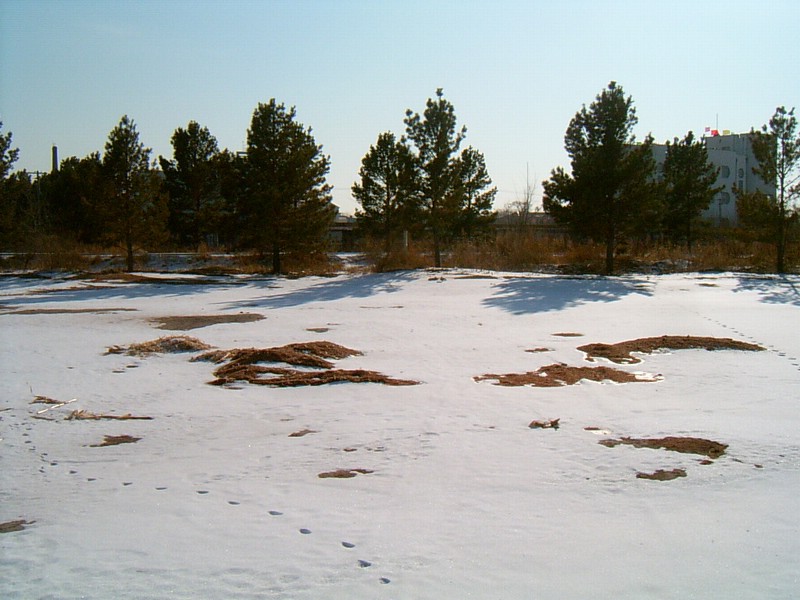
[107, 335, 213, 356]
[475, 363, 657, 387]
[599, 436, 728, 459]
[66, 410, 153, 421]
[578, 335, 765, 364]
[90, 434, 142, 447]
[636, 468, 687, 481]
[318, 468, 375, 479]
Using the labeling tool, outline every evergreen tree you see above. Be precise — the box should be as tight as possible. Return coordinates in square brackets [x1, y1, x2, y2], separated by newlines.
[745, 106, 799, 273]
[662, 131, 720, 249]
[0, 121, 22, 247]
[452, 146, 496, 239]
[244, 100, 334, 273]
[159, 121, 223, 248]
[352, 131, 420, 249]
[45, 153, 104, 243]
[542, 81, 657, 273]
[100, 116, 167, 271]
[404, 89, 467, 267]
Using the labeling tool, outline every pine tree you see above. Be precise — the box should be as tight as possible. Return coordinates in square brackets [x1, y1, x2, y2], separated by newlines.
[0, 121, 22, 247]
[543, 82, 656, 273]
[662, 131, 720, 250]
[352, 131, 420, 251]
[100, 116, 167, 271]
[45, 153, 104, 243]
[244, 100, 333, 274]
[452, 146, 496, 239]
[748, 106, 799, 273]
[159, 121, 223, 248]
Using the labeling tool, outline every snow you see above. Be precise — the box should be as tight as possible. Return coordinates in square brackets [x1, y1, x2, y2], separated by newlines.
[1, 269, 799, 599]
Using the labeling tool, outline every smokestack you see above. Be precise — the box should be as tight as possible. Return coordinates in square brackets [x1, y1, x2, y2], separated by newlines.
[51, 145, 58, 173]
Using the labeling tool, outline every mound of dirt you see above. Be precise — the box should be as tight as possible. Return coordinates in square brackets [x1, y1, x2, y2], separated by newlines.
[599, 436, 728, 459]
[107, 335, 213, 356]
[578, 335, 765, 364]
[195, 341, 418, 388]
[475, 364, 657, 387]
[152, 313, 264, 330]
[636, 468, 687, 481]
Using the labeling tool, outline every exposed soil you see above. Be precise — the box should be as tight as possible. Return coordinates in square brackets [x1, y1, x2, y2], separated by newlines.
[475, 364, 657, 387]
[578, 335, 765, 364]
[65, 410, 152, 421]
[636, 468, 687, 481]
[599, 436, 728, 459]
[107, 335, 213, 356]
[0, 519, 34, 533]
[195, 341, 418, 387]
[529, 418, 560, 429]
[152, 313, 264, 330]
[90, 434, 142, 447]
[288, 428, 318, 437]
[552, 332, 584, 337]
[9, 307, 137, 315]
[526, 347, 551, 353]
[318, 468, 374, 479]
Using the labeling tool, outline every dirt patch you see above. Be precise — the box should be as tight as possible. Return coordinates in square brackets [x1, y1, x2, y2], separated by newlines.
[65, 410, 152, 421]
[10, 307, 137, 315]
[90, 434, 141, 447]
[529, 418, 560, 429]
[578, 335, 765, 364]
[599, 436, 728, 459]
[194, 341, 418, 387]
[152, 313, 264, 330]
[107, 335, 213, 356]
[318, 468, 374, 479]
[526, 347, 551, 353]
[636, 468, 687, 481]
[552, 332, 584, 337]
[289, 428, 318, 437]
[475, 364, 657, 387]
[0, 519, 34, 533]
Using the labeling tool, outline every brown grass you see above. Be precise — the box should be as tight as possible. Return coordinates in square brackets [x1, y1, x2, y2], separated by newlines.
[0, 519, 34, 533]
[529, 418, 560, 429]
[195, 341, 419, 387]
[65, 410, 152, 421]
[578, 335, 765, 364]
[107, 335, 213, 356]
[475, 363, 657, 387]
[636, 468, 687, 481]
[289, 428, 318, 437]
[151, 313, 264, 330]
[599, 436, 728, 459]
[318, 468, 374, 479]
[90, 434, 142, 447]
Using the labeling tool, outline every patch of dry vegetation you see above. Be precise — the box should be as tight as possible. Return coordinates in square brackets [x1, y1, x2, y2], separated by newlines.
[475, 363, 657, 387]
[0, 519, 34, 533]
[194, 341, 418, 387]
[578, 335, 765, 364]
[151, 313, 264, 330]
[318, 468, 374, 479]
[107, 335, 213, 356]
[636, 468, 687, 481]
[90, 434, 141, 447]
[599, 436, 728, 459]
[65, 410, 152, 421]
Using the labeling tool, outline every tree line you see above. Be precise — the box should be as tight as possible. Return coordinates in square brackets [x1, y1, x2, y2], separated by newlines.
[0, 84, 797, 273]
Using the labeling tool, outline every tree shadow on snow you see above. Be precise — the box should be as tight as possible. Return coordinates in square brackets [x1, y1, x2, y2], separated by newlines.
[734, 274, 800, 307]
[482, 275, 653, 315]
[224, 271, 416, 310]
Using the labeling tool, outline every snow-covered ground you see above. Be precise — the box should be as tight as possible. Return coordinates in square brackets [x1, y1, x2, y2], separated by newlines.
[1, 269, 799, 599]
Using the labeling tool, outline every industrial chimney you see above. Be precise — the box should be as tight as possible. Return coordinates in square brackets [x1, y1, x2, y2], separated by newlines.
[51, 145, 58, 173]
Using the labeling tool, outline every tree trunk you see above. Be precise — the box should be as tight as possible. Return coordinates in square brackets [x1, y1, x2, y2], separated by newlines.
[433, 232, 442, 268]
[272, 241, 282, 274]
[605, 223, 615, 275]
[125, 235, 134, 273]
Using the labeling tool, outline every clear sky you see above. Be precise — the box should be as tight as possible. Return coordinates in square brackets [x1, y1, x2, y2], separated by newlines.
[2, 0, 798, 215]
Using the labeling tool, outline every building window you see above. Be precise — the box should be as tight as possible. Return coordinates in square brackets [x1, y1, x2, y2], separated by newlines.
[738, 168, 744, 178]
[718, 191, 731, 204]
[720, 166, 731, 178]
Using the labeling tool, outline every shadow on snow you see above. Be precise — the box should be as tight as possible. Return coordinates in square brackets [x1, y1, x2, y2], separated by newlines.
[734, 274, 800, 307]
[482, 275, 654, 315]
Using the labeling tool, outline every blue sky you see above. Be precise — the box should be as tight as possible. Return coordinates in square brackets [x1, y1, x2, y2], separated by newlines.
[1, 0, 798, 214]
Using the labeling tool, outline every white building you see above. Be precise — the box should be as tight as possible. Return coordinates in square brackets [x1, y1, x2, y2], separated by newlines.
[651, 132, 775, 225]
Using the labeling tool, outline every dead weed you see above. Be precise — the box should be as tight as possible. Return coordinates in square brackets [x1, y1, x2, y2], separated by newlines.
[107, 335, 213, 356]
[90, 434, 142, 447]
[579, 335, 765, 364]
[66, 410, 152, 421]
[475, 363, 657, 387]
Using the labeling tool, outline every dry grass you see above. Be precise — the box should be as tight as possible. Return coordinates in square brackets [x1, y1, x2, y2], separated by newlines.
[0, 519, 34, 533]
[151, 313, 264, 331]
[89, 434, 142, 447]
[318, 468, 375, 479]
[475, 363, 657, 387]
[107, 335, 213, 356]
[636, 468, 687, 481]
[288, 429, 318, 437]
[599, 436, 728, 459]
[194, 340, 419, 387]
[65, 410, 152, 421]
[529, 418, 560, 429]
[578, 335, 765, 364]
